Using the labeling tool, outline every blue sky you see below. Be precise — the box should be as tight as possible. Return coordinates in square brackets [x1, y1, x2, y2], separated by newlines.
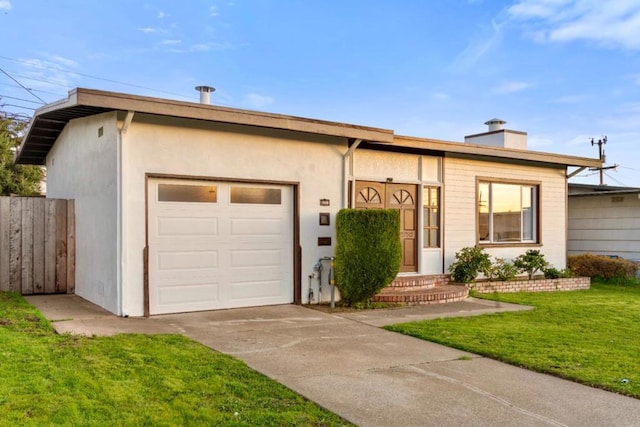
[1, 0, 640, 186]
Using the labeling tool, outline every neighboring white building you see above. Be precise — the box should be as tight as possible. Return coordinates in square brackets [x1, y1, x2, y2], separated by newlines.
[568, 183, 640, 260]
[17, 89, 600, 316]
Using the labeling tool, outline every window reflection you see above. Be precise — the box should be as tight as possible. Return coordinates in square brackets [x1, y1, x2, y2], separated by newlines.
[158, 184, 217, 203]
[478, 181, 537, 244]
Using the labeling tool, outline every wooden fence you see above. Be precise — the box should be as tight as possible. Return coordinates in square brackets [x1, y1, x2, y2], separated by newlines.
[0, 197, 75, 294]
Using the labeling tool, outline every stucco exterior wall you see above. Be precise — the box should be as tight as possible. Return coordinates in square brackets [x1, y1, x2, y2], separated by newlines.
[568, 194, 640, 259]
[443, 156, 567, 270]
[45, 112, 119, 313]
[121, 115, 347, 316]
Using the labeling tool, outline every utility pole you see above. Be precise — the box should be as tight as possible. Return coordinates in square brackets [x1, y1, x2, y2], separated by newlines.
[589, 136, 618, 185]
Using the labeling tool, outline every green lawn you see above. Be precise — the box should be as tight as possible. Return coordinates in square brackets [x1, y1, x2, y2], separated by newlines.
[0, 292, 351, 427]
[385, 280, 640, 399]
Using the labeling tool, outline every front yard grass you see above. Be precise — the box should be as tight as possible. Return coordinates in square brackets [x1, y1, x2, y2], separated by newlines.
[385, 280, 640, 398]
[0, 292, 351, 427]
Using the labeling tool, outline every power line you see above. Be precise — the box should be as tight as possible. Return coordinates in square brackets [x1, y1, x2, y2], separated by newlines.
[7, 71, 75, 89]
[0, 94, 43, 104]
[619, 165, 640, 172]
[0, 55, 198, 101]
[603, 171, 628, 187]
[0, 103, 36, 110]
[0, 67, 46, 103]
[0, 81, 65, 97]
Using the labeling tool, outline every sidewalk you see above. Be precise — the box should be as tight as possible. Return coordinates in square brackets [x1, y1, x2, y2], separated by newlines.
[26, 295, 640, 426]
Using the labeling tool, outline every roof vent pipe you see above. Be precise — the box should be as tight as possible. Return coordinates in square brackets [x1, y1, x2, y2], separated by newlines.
[195, 85, 216, 105]
[485, 118, 506, 132]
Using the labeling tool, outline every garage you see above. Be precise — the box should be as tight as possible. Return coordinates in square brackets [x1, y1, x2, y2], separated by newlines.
[147, 178, 294, 315]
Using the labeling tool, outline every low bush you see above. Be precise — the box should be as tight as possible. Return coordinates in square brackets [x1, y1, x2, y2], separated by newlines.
[448, 246, 491, 283]
[568, 254, 638, 280]
[542, 266, 574, 279]
[513, 249, 548, 279]
[487, 258, 518, 281]
[335, 209, 402, 306]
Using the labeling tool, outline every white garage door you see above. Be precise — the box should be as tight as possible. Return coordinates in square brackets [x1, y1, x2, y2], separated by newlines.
[148, 178, 293, 315]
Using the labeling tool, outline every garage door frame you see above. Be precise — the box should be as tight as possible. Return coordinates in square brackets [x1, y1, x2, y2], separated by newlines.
[143, 173, 301, 316]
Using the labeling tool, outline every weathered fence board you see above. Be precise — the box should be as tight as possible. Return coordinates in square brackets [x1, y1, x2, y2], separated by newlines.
[0, 197, 75, 295]
[33, 200, 45, 293]
[44, 199, 56, 294]
[0, 198, 10, 289]
[9, 198, 21, 292]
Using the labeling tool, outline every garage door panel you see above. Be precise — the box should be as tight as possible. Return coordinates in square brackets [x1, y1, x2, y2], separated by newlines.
[230, 217, 284, 236]
[157, 283, 220, 306]
[157, 250, 218, 271]
[148, 179, 293, 315]
[230, 249, 283, 267]
[230, 280, 285, 300]
[157, 217, 219, 237]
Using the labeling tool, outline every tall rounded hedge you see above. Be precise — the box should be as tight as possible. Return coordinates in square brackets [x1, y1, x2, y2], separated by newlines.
[335, 209, 402, 306]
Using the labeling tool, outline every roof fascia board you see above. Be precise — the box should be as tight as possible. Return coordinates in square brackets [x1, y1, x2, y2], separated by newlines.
[569, 190, 640, 197]
[74, 88, 394, 143]
[388, 135, 601, 168]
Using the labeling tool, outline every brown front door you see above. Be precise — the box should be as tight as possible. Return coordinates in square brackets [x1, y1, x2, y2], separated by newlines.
[354, 181, 417, 272]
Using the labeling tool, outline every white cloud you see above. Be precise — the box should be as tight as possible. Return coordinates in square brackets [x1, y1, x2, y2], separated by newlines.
[0, 0, 11, 11]
[567, 133, 594, 145]
[159, 39, 181, 46]
[157, 11, 166, 19]
[47, 55, 78, 68]
[451, 19, 505, 71]
[508, 0, 640, 50]
[491, 80, 534, 94]
[191, 43, 211, 52]
[15, 56, 80, 93]
[245, 93, 274, 109]
[431, 92, 451, 102]
[552, 94, 590, 104]
[209, 6, 219, 16]
[139, 27, 158, 33]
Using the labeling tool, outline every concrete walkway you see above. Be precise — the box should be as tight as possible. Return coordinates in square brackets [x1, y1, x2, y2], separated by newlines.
[26, 295, 640, 426]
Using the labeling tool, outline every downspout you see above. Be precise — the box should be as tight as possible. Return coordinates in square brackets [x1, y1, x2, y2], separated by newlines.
[116, 111, 135, 317]
[342, 139, 362, 208]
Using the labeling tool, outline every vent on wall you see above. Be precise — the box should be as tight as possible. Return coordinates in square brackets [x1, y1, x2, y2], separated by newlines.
[612, 196, 625, 203]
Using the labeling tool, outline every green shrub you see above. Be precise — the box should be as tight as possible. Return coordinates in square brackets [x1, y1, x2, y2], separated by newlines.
[448, 246, 491, 283]
[487, 258, 518, 281]
[513, 249, 548, 279]
[542, 266, 574, 279]
[568, 254, 638, 280]
[334, 209, 402, 306]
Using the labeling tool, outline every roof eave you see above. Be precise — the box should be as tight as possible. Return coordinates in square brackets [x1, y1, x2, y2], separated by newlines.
[16, 88, 395, 165]
[384, 135, 602, 168]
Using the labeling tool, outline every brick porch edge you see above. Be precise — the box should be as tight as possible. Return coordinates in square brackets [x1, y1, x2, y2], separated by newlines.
[469, 277, 591, 293]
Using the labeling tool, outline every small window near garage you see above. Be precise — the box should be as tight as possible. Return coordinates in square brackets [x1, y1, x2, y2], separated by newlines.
[230, 187, 282, 204]
[158, 184, 217, 203]
[423, 186, 440, 248]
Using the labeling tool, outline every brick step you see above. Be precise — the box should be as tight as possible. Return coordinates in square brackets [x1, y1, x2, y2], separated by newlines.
[388, 274, 450, 291]
[373, 284, 468, 305]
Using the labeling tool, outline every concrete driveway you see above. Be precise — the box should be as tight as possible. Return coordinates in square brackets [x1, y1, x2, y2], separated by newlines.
[27, 295, 640, 426]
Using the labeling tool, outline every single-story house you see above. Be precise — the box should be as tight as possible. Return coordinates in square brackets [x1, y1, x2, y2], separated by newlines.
[17, 88, 601, 316]
[568, 183, 640, 260]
